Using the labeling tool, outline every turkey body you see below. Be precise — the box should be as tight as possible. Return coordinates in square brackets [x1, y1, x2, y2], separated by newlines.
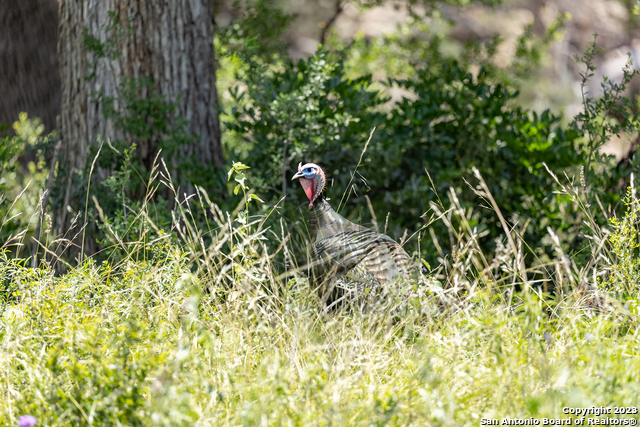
[308, 197, 413, 309]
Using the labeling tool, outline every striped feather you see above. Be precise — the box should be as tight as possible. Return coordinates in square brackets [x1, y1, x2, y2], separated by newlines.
[307, 197, 415, 307]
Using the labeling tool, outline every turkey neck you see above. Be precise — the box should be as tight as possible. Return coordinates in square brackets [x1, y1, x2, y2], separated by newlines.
[309, 196, 360, 240]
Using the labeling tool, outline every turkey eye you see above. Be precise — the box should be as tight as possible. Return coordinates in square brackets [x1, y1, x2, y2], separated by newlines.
[304, 168, 312, 173]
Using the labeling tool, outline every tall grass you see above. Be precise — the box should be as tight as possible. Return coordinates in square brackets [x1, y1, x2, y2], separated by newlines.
[1, 160, 639, 426]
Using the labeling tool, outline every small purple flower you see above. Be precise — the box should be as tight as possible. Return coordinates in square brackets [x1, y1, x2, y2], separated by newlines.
[422, 266, 428, 273]
[18, 415, 37, 427]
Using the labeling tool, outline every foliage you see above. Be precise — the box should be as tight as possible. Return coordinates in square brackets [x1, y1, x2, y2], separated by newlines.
[83, 10, 128, 81]
[600, 190, 640, 308]
[54, 10, 229, 263]
[572, 35, 640, 193]
[0, 114, 53, 254]
[355, 0, 503, 10]
[227, 160, 264, 225]
[225, 50, 387, 209]
[5, 2, 640, 424]
[215, 0, 295, 62]
[330, 10, 570, 89]
[376, 61, 585, 257]
[550, 34, 640, 269]
[2, 175, 640, 425]
[225, 45, 588, 263]
[218, 4, 637, 267]
[68, 76, 214, 259]
[91, 74, 212, 194]
[509, 13, 571, 80]
[0, 122, 23, 246]
[11, 112, 45, 146]
[0, 123, 22, 195]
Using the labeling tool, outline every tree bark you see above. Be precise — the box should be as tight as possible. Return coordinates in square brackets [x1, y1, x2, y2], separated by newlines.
[0, 0, 60, 133]
[58, 0, 223, 181]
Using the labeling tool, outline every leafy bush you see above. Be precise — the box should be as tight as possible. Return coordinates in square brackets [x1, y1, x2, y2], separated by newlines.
[603, 191, 640, 307]
[375, 61, 585, 256]
[50, 73, 229, 262]
[1, 114, 54, 253]
[0, 123, 22, 212]
[225, 48, 589, 264]
[225, 51, 387, 207]
[215, 0, 295, 62]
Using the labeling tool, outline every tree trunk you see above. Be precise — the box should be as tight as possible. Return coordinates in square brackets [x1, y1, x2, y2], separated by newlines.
[58, 0, 223, 188]
[0, 0, 60, 133]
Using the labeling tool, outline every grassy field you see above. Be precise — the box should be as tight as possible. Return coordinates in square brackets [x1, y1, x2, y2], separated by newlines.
[2, 176, 640, 426]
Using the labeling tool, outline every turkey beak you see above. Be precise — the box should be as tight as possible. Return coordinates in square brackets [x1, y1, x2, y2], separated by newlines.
[291, 171, 304, 180]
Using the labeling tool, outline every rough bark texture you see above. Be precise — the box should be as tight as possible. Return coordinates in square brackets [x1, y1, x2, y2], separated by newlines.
[0, 0, 60, 132]
[58, 0, 223, 174]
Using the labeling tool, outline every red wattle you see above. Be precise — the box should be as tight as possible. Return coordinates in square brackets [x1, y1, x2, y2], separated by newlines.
[300, 178, 315, 203]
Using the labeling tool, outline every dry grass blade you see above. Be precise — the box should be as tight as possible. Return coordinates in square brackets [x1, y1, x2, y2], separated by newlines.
[470, 166, 528, 284]
[337, 127, 375, 213]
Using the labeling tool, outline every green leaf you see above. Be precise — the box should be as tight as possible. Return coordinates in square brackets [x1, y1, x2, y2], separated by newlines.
[235, 173, 246, 189]
[232, 161, 250, 171]
[249, 194, 264, 203]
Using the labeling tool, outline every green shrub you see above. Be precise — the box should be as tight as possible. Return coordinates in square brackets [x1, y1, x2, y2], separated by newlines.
[1, 114, 54, 254]
[225, 49, 588, 265]
[225, 50, 387, 207]
[599, 190, 640, 309]
[376, 61, 585, 257]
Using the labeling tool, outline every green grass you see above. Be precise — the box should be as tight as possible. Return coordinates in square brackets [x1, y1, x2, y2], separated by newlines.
[2, 174, 639, 426]
[2, 253, 639, 426]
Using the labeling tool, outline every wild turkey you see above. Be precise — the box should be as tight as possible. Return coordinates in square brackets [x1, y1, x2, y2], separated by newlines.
[292, 162, 416, 309]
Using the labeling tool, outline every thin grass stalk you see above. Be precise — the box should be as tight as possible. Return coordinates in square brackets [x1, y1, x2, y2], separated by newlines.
[337, 127, 375, 213]
[80, 141, 103, 263]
